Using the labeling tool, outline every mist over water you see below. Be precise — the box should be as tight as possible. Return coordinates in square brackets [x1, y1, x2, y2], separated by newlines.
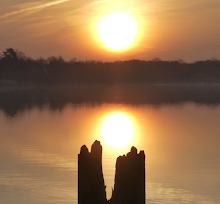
[0, 85, 220, 204]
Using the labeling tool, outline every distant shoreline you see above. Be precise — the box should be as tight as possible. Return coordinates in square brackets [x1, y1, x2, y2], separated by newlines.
[1, 49, 220, 85]
[1, 82, 220, 92]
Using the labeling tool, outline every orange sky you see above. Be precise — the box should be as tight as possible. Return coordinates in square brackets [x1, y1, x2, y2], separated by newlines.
[0, 0, 220, 62]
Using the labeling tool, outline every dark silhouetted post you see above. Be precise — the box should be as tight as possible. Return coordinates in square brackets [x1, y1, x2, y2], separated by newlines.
[78, 140, 107, 204]
[78, 141, 145, 204]
[110, 147, 145, 204]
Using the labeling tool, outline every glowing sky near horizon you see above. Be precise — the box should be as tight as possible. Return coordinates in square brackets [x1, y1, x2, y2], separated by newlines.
[0, 0, 220, 62]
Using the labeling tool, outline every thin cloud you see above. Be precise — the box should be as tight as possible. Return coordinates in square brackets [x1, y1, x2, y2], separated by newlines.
[66, 0, 105, 14]
[87, 0, 105, 8]
[0, 0, 69, 20]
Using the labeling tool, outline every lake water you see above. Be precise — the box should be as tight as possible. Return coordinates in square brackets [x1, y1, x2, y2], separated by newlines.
[0, 85, 220, 204]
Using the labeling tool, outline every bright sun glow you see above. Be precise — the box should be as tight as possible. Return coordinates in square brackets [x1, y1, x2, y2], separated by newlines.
[99, 12, 137, 51]
[101, 112, 134, 148]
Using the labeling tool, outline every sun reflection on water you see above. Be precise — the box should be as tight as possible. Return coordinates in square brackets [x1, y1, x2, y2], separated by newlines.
[101, 112, 135, 149]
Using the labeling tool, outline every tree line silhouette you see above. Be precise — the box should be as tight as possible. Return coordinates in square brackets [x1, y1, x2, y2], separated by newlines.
[1, 48, 220, 85]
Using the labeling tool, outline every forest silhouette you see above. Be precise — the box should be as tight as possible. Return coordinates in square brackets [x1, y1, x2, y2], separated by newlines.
[1, 48, 220, 85]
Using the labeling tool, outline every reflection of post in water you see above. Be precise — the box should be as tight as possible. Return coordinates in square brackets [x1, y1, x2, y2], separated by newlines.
[78, 140, 145, 204]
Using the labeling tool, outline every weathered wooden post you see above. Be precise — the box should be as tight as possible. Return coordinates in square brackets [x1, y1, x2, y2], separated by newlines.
[78, 141, 145, 204]
[110, 146, 145, 204]
[78, 140, 107, 204]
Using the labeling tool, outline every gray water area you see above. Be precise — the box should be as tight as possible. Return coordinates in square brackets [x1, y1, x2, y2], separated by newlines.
[0, 85, 220, 204]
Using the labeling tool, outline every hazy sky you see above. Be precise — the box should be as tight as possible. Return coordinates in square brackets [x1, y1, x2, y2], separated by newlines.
[0, 0, 220, 62]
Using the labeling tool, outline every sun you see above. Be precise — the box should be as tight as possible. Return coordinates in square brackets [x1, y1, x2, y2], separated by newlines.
[101, 112, 134, 148]
[98, 12, 137, 51]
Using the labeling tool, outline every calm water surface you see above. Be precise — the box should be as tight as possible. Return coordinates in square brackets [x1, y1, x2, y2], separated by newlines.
[0, 100, 220, 204]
